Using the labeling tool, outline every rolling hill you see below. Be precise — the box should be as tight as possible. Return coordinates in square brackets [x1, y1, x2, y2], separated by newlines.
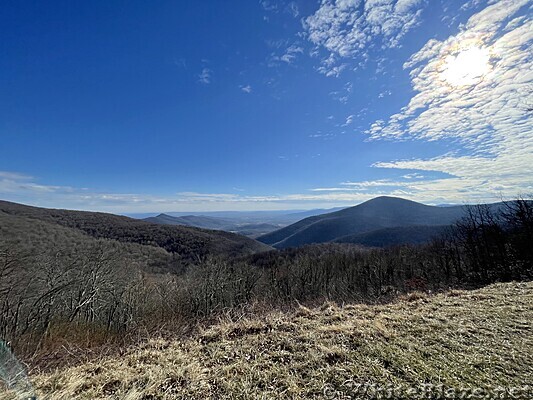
[0, 200, 272, 262]
[258, 196, 473, 249]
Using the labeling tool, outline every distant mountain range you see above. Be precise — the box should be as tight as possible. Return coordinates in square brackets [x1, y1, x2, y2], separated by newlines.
[145, 214, 235, 230]
[143, 213, 281, 238]
[140, 207, 346, 238]
[129, 207, 345, 222]
[257, 196, 504, 249]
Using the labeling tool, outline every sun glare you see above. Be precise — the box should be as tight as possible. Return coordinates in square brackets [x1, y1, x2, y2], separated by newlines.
[442, 47, 491, 86]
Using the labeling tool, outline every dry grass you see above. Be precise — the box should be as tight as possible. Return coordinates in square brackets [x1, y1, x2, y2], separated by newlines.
[2, 282, 532, 399]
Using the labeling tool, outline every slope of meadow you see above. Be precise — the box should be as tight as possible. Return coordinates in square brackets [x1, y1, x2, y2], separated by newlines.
[4, 281, 531, 399]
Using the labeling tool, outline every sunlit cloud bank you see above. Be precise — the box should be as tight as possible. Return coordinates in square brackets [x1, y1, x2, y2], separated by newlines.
[300, 0, 532, 205]
[362, 0, 533, 201]
[293, 0, 531, 205]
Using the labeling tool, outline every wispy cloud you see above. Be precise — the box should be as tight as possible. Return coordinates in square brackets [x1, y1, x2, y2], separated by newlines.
[309, 133, 336, 139]
[198, 68, 212, 84]
[303, 0, 427, 75]
[329, 82, 353, 103]
[240, 85, 253, 93]
[268, 43, 304, 67]
[311, 179, 408, 192]
[286, 2, 299, 18]
[260, 0, 278, 12]
[342, 114, 355, 126]
[280, 44, 304, 64]
[0, 171, 72, 195]
[0, 171, 33, 181]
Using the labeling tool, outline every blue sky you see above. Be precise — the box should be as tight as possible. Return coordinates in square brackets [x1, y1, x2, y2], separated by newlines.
[1, 0, 531, 212]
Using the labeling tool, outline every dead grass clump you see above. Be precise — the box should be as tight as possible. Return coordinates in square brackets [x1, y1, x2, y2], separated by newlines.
[401, 291, 428, 302]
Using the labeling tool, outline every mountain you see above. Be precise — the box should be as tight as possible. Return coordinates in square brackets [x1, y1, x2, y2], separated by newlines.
[258, 196, 475, 249]
[141, 209, 348, 238]
[132, 207, 348, 227]
[0, 200, 272, 263]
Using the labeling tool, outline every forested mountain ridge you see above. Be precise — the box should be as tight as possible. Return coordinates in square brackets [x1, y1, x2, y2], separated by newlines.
[0, 200, 272, 260]
[258, 196, 504, 249]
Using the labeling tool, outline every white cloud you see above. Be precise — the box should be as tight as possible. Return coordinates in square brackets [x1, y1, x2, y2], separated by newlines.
[0, 171, 71, 195]
[312, 179, 408, 191]
[240, 85, 253, 93]
[268, 43, 304, 67]
[402, 172, 425, 179]
[198, 68, 212, 84]
[303, 0, 427, 75]
[342, 114, 355, 126]
[318, 63, 348, 77]
[364, 0, 533, 201]
[309, 132, 336, 138]
[281, 44, 304, 64]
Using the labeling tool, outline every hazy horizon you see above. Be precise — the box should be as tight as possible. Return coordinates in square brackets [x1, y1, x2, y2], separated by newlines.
[1, 195, 490, 216]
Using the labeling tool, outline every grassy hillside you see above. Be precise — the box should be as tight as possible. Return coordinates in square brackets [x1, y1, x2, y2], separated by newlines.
[7, 281, 531, 399]
[258, 197, 473, 249]
[0, 200, 272, 261]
